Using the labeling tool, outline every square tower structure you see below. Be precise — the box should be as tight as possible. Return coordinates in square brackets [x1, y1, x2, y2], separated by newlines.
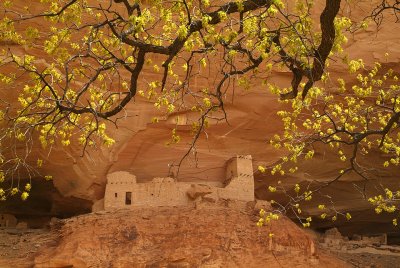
[222, 155, 254, 201]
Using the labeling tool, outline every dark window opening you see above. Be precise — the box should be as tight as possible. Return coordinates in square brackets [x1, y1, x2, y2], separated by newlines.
[125, 192, 132, 205]
[115, 193, 118, 198]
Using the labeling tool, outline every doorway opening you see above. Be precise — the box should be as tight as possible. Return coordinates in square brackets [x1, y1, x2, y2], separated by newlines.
[125, 192, 132, 205]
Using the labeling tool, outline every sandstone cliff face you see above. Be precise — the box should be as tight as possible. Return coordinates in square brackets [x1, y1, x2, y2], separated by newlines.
[0, 1, 399, 235]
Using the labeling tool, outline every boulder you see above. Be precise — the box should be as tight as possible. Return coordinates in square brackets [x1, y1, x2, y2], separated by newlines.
[186, 184, 213, 200]
[92, 198, 105, 212]
[253, 200, 273, 213]
[16, 222, 28, 229]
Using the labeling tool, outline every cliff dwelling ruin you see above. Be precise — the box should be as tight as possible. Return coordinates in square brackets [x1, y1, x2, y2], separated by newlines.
[0, 213, 17, 228]
[100, 155, 254, 210]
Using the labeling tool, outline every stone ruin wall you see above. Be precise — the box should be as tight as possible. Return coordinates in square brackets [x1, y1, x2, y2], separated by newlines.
[0, 214, 17, 228]
[358, 234, 387, 245]
[0, 214, 30, 229]
[104, 173, 193, 209]
[321, 227, 388, 252]
[103, 155, 254, 210]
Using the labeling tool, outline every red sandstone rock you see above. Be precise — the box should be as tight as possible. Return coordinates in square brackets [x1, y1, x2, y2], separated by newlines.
[31, 205, 349, 268]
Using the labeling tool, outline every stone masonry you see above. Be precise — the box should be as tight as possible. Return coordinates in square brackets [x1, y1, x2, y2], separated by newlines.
[0, 214, 17, 228]
[102, 155, 254, 210]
